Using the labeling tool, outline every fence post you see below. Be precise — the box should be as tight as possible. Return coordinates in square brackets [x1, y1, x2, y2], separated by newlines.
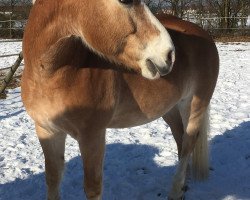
[9, 17, 12, 38]
[0, 52, 23, 94]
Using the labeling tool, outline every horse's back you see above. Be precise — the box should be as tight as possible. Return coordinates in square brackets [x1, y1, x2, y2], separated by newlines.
[157, 14, 214, 42]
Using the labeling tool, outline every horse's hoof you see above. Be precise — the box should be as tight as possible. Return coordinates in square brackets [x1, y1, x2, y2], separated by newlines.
[168, 195, 185, 200]
[182, 185, 189, 192]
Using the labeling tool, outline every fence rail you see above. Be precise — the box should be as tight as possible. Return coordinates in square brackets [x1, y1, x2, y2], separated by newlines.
[0, 27, 24, 30]
[0, 64, 24, 72]
[0, 39, 22, 43]
[0, 53, 20, 58]
[0, 39, 23, 89]
[0, 52, 23, 94]
[0, 16, 249, 38]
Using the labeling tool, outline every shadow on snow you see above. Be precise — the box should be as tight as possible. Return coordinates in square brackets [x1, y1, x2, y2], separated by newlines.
[0, 121, 249, 200]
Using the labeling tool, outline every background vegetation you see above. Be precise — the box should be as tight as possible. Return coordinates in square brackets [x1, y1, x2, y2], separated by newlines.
[0, 0, 249, 38]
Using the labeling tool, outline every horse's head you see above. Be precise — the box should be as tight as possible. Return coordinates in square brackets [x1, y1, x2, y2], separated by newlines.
[77, 0, 175, 79]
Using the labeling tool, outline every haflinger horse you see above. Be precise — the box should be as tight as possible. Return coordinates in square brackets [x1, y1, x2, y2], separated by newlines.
[21, 0, 219, 200]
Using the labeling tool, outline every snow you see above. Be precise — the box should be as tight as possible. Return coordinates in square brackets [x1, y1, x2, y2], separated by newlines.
[0, 40, 22, 69]
[0, 41, 250, 200]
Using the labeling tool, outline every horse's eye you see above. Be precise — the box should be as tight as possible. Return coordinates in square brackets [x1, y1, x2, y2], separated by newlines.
[119, 0, 133, 4]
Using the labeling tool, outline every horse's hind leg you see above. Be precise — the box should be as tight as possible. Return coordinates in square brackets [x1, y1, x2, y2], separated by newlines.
[36, 124, 66, 200]
[78, 128, 106, 200]
[163, 106, 184, 160]
[168, 96, 209, 200]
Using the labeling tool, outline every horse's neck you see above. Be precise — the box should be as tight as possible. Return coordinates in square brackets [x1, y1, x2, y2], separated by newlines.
[24, 0, 89, 66]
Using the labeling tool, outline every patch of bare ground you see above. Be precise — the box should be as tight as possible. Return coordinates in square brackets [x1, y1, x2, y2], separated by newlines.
[214, 35, 250, 43]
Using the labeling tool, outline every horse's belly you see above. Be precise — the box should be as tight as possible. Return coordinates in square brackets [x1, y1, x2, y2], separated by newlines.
[108, 111, 161, 128]
[108, 97, 176, 128]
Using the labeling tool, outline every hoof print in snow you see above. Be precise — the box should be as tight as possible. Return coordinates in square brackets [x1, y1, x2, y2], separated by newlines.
[0, 156, 4, 162]
[209, 166, 215, 171]
[157, 192, 162, 197]
[136, 167, 148, 175]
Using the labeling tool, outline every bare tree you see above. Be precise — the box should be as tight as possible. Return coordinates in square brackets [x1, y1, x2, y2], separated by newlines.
[0, 0, 31, 38]
[167, 0, 193, 17]
[206, 0, 250, 30]
[145, 0, 198, 17]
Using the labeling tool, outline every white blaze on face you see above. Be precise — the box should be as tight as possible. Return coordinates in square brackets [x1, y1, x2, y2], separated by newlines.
[140, 5, 175, 80]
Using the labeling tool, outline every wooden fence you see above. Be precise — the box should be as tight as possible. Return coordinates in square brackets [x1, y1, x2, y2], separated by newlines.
[183, 16, 250, 36]
[0, 39, 23, 94]
[0, 19, 26, 38]
[1, 16, 249, 38]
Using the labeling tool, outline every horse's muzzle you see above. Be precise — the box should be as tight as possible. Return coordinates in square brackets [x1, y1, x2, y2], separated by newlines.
[154, 63, 172, 76]
[146, 60, 170, 77]
[146, 50, 175, 77]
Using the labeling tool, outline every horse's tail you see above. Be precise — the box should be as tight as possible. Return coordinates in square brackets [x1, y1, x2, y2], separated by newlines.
[192, 106, 210, 180]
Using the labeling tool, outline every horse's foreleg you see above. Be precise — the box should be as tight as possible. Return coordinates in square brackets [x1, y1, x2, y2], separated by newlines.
[168, 96, 209, 200]
[78, 128, 106, 200]
[36, 124, 66, 200]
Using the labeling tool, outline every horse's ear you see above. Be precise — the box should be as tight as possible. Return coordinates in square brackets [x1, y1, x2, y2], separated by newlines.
[40, 35, 85, 72]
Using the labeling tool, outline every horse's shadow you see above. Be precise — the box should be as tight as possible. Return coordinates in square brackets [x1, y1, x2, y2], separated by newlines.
[0, 143, 175, 200]
[0, 122, 249, 200]
[186, 121, 250, 200]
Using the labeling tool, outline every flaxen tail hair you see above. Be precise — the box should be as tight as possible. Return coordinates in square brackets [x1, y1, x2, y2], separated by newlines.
[192, 106, 210, 180]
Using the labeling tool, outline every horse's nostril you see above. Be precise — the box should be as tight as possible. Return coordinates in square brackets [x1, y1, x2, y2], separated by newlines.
[168, 50, 172, 61]
[166, 50, 174, 66]
[167, 50, 173, 65]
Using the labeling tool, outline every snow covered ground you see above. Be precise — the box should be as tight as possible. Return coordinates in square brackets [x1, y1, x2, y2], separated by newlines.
[0, 40, 22, 69]
[0, 41, 250, 200]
